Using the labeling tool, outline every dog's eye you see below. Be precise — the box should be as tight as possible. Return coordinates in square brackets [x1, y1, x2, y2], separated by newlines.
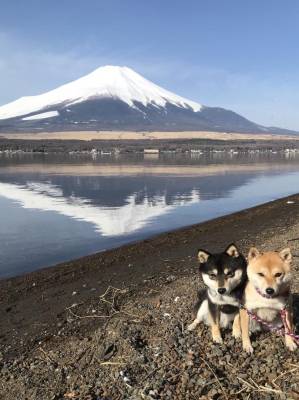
[274, 272, 282, 278]
[226, 271, 235, 278]
[209, 274, 216, 279]
[258, 272, 264, 277]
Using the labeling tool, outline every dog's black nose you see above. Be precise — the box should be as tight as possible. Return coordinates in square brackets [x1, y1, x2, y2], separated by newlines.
[218, 288, 226, 295]
[266, 287, 274, 295]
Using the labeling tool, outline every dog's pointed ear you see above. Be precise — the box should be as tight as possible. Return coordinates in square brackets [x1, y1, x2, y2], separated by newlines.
[225, 243, 239, 258]
[279, 247, 292, 263]
[248, 247, 260, 261]
[197, 249, 210, 264]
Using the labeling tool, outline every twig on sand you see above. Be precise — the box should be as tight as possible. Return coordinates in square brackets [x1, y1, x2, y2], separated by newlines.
[98, 286, 142, 320]
[256, 385, 284, 395]
[237, 376, 256, 390]
[38, 347, 58, 366]
[249, 376, 284, 395]
[271, 365, 299, 391]
[272, 366, 299, 384]
[234, 386, 247, 396]
[99, 361, 126, 366]
[66, 304, 141, 321]
[66, 307, 112, 319]
[229, 354, 298, 396]
[144, 364, 165, 380]
[65, 285, 141, 322]
[99, 285, 128, 309]
[237, 375, 287, 396]
[199, 356, 229, 400]
[287, 237, 299, 242]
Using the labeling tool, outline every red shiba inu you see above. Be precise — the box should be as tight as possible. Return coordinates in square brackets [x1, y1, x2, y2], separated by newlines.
[238, 247, 297, 353]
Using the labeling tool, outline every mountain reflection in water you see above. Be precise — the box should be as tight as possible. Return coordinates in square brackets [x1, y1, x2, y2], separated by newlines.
[1, 153, 299, 277]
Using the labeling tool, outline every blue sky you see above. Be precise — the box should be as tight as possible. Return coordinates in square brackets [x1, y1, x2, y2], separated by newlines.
[1, 0, 299, 129]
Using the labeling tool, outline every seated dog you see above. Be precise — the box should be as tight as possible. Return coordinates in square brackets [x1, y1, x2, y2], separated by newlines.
[188, 244, 247, 343]
[239, 247, 297, 353]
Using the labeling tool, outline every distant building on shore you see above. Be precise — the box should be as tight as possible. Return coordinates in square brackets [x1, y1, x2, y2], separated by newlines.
[143, 149, 159, 154]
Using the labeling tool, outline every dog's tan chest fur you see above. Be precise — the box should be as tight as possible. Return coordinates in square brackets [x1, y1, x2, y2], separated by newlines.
[255, 307, 279, 322]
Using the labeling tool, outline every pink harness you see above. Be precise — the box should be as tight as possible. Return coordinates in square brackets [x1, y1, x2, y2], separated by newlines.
[241, 288, 299, 343]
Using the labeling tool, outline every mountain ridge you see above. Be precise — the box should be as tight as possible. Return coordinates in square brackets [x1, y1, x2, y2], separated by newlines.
[0, 65, 297, 135]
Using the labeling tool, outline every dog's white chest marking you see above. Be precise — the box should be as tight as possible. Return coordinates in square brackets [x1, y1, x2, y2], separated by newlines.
[219, 312, 235, 327]
[189, 292, 238, 329]
[208, 290, 240, 307]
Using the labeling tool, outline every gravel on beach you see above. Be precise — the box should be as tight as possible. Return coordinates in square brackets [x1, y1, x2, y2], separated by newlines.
[1, 195, 299, 399]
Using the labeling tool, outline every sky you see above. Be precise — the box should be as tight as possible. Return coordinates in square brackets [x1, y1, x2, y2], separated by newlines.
[1, 0, 299, 130]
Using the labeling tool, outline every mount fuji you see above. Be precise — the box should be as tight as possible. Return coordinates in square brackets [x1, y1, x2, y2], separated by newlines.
[0, 65, 295, 134]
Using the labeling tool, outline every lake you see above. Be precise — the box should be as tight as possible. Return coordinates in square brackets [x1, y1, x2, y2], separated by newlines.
[0, 151, 299, 278]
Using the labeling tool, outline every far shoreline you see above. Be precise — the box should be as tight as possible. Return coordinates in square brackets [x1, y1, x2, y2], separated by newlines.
[1, 129, 299, 142]
[1, 130, 299, 156]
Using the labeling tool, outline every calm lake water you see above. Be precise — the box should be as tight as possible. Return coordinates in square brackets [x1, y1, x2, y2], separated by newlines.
[0, 151, 299, 278]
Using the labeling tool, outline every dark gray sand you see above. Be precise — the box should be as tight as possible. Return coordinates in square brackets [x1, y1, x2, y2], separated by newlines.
[1, 194, 299, 399]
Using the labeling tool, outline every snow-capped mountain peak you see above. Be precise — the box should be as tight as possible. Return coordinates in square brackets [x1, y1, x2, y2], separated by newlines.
[0, 65, 295, 135]
[0, 65, 202, 120]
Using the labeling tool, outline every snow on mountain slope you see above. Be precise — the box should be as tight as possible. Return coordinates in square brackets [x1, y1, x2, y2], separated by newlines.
[22, 111, 59, 120]
[0, 66, 202, 120]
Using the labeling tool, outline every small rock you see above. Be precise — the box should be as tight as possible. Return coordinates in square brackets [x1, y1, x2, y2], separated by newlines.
[166, 275, 176, 283]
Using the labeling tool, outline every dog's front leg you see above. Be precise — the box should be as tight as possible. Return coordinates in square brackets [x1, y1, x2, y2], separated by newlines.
[187, 318, 200, 331]
[208, 302, 222, 343]
[232, 313, 241, 339]
[240, 308, 253, 353]
[283, 309, 297, 351]
[187, 299, 207, 331]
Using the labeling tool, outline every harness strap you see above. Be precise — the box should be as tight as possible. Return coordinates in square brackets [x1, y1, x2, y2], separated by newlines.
[240, 304, 299, 343]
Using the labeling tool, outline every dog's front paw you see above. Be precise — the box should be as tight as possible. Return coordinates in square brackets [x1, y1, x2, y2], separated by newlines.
[187, 321, 198, 331]
[212, 334, 223, 344]
[286, 337, 297, 352]
[232, 327, 241, 339]
[243, 341, 253, 354]
[211, 325, 223, 343]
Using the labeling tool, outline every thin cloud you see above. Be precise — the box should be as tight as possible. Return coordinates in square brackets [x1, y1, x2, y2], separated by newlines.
[0, 32, 299, 130]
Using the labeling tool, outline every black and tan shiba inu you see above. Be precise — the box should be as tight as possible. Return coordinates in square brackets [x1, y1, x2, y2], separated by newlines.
[188, 244, 247, 343]
[239, 247, 297, 353]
